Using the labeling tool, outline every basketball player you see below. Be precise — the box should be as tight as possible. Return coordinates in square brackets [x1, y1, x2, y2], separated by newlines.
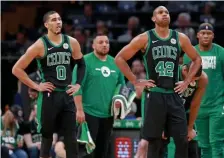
[115, 6, 202, 158]
[135, 62, 208, 158]
[184, 23, 224, 158]
[12, 11, 86, 158]
[163, 62, 207, 158]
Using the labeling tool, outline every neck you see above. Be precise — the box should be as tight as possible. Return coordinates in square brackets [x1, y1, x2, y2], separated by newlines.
[199, 43, 212, 51]
[47, 32, 62, 43]
[155, 25, 170, 38]
[94, 51, 107, 61]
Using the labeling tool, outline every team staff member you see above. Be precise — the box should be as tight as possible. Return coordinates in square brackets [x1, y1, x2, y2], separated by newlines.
[184, 23, 224, 158]
[70, 34, 125, 158]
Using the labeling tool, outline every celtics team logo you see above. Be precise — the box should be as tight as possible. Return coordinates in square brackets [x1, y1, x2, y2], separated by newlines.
[63, 43, 69, 49]
[101, 66, 111, 77]
[170, 38, 176, 44]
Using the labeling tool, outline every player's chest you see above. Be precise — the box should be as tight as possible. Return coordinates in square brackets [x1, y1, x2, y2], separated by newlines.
[88, 63, 119, 80]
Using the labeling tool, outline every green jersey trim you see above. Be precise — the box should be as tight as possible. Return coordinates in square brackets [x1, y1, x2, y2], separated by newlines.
[36, 59, 45, 82]
[146, 87, 174, 93]
[143, 31, 151, 80]
[39, 37, 48, 59]
[45, 34, 65, 47]
[65, 35, 73, 53]
[152, 29, 172, 41]
[176, 31, 182, 53]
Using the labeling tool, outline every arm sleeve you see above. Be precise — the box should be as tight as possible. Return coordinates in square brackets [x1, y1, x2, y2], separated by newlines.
[72, 64, 87, 96]
[75, 57, 86, 85]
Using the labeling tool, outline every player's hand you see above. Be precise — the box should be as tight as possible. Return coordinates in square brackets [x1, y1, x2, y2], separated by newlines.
[76, 109, 85, 123]
[38, 82, 55, 92]
[66, 84, 81, 96]
[188, 129, 196, 141]
[134, 79, 156, 89]
[174, 81, 190, 94]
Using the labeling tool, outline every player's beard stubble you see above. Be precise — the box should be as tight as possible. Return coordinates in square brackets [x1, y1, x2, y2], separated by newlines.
[95, 48, 109, 57]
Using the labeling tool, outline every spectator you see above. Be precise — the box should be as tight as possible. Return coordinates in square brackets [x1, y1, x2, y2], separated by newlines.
[94, 20, 113, 39]
[72, 26, 87, 54]
[126, 59, 146, 119]
[23, 104, 41, 158]
[200, 2, 216, 25]
[1, 105, 28, 158]
[126, 59, 145, 91]
[83, 3, 95, 25]
[63, 19, 74, 36]
[175, 12, 197, 44]
[117, 16, 140, 42]
[9, 29, 32, 56]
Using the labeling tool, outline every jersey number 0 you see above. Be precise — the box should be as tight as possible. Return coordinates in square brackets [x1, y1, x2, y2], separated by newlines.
[56, 65, 66, 80]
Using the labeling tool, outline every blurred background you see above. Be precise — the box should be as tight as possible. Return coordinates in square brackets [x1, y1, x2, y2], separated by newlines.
[1, 1, 224, 157]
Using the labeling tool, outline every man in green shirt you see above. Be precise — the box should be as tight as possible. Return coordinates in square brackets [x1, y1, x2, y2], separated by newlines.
[183, 23, 224, 158]
[71, 34, 125, 158]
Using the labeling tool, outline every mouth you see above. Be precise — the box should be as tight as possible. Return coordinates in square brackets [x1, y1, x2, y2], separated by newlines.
[162, 17, 168, 21]
[56, 26, 62, 29]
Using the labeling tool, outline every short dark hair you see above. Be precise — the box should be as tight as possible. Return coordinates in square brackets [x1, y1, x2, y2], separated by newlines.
[94, 32, 108, 39]
[186, 61, 202, 77]
[43, 11, 58, 23]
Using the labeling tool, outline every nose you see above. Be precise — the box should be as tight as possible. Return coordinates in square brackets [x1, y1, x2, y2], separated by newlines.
[203, 33, 208, 38]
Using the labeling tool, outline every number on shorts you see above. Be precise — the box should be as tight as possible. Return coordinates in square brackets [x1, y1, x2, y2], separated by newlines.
[155, 61, 174, 77]
[56, 65, 66, 80]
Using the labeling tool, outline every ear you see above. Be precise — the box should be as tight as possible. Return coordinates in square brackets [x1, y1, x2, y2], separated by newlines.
[211, 32, 214, 40]
[196, 32, 200, 39]
[44, 22, 48, 29]
[151, 16, 156, 23]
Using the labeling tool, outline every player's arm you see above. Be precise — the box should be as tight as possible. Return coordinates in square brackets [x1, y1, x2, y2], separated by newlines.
[12, 40, 55, 92]
[179, 33, 202, 84]
[115, 32, 148, 85]
[71, 64, 87, 123]
[68, 36, 86, 85]
[188, 71, 208, 130]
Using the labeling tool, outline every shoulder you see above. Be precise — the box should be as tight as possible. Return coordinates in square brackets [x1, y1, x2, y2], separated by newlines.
[26, 38, 44, 56]
[213, 43, 223, 50]
[83, 53, 95, 63]
[107, 55, 115, 61]
[66, 35, 79, 44]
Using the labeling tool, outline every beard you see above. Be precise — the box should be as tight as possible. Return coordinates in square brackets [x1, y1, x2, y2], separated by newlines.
[95, 49, 109, 56]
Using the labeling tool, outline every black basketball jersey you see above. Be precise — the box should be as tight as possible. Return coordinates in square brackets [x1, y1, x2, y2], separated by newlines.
[143, 29, 181, 89]
[178, 66, 198, 112]
[36, 34, 72, 89]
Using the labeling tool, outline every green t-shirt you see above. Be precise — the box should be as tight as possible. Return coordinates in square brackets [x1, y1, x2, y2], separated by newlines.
[1, 118, 22, 147]
[183, 43, 224, 109]
[72, 52, 125, 118]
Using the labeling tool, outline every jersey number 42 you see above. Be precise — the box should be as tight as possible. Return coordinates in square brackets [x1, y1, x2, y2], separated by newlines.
[155, 61, 174, 77]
